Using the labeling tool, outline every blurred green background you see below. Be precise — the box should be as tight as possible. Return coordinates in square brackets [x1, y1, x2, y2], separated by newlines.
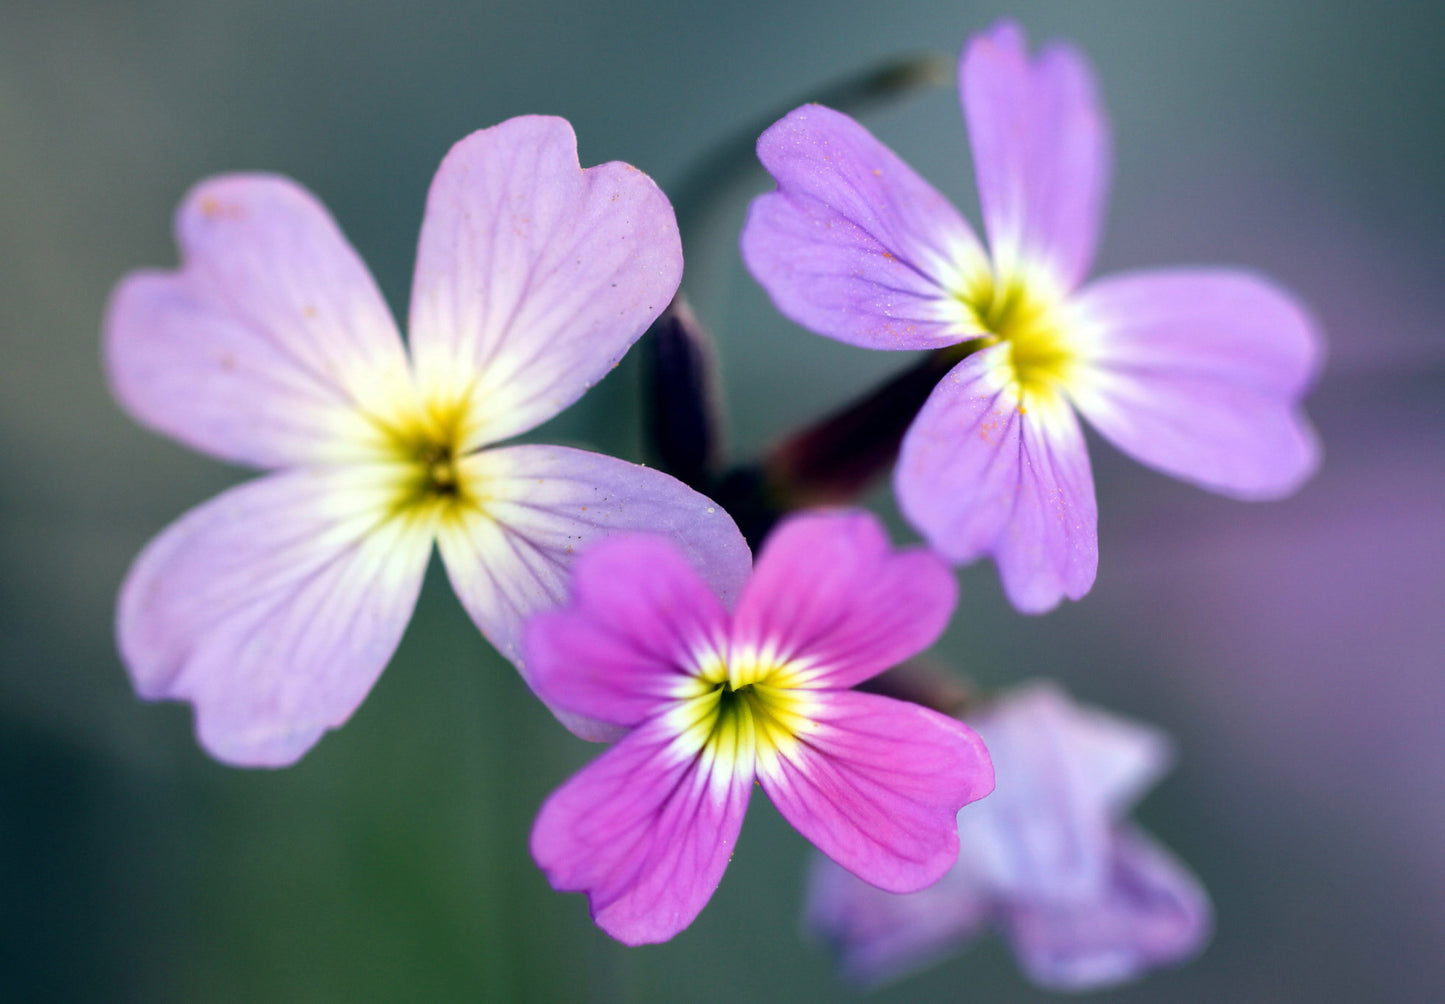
[3, 1, 1442, 1000]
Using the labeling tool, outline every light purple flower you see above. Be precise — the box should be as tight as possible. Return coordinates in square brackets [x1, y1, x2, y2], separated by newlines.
[807, 682, 1211, 991]
[526, 510, 995, 945]
[741, 20, 1321, 613]
[104, 115, 750, 767]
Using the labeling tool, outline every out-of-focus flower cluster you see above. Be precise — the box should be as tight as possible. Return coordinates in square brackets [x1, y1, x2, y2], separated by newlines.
[808, 683, 1211, 991]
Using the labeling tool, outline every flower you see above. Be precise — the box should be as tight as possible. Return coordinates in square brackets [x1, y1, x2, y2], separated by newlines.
[740, 20, 1321, 612]
[806, 681, 1211, 991]
[525, 510, 995, 944]
[104, 115, 750, 767]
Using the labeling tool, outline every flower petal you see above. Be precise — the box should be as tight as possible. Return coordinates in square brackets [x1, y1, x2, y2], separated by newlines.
[805, 853, 990, 988]
[1067, 269, 1322, 499]
[104, 174, 413, 468]
[741, 103, 989, 350]
[960, 684, 1116, 902]
[896, 348, 1098, 613]
[525, 535, 730, 729]
[435, 444, 750, 738]
[530, 716, 753, 945]
[962, 20, 1109, 292]
[1043, 684, 1175, 820]
[1002, 825, 1212, 991]
[408, 115, 682, 450]
[758, 690, 994, 894]
[730, 511, 956, 689]
[117, 467, 433, 766]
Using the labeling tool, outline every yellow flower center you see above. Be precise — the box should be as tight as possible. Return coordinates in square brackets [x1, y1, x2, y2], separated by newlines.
[670, 651, 816, 769]
[955, 273, 1075, 398]
[711, 679, 813, 759]
[376, 398, 481, 520]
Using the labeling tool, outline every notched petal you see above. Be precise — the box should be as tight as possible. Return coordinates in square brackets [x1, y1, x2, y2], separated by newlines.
[408, 115, 683, 449]
[742, 103, 987, 350]
[1068, 268, 1323, 499]
[117, 467, 433, 766]
[897, 349, 1098, 613]
[732, 510, 957, 688]
[530, 719, 752, 944]
[104, 174, 411, 468]
[961, 20, 1110, 291]
[759, 691, 994, 894]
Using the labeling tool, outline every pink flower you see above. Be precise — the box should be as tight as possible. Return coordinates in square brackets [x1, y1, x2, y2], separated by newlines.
[807, 682, 1211, 990]
[741, 20, 1321, 612]
[526, 510, 995, 944]
[105, 116, 750, 767]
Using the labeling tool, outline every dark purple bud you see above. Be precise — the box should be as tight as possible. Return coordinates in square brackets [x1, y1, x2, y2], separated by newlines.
[641, 296, 725, 491]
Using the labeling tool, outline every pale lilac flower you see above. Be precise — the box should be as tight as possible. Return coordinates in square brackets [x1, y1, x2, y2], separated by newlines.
[741, 20, 1321, 612]
[807, 682, 1211, 990]
[526, 510, 995, 945]
[105, 115, 750, 767]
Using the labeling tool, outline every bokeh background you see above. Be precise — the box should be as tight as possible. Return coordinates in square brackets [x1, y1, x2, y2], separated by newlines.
[3, 1, 1442, 1000]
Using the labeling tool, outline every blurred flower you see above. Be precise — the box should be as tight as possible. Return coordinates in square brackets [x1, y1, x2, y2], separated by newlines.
[741, 20, 1320, 613]
[104, 115, 749, 767]
[526, 510, 994, 944]
[807, 681, 1210, 990]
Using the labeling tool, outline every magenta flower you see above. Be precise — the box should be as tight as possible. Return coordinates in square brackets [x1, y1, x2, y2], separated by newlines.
[807, 682, 1211, 990]
[104, 116, 750, 767]
[741, 21, 1321, 612]
[526, 510, 995, 945]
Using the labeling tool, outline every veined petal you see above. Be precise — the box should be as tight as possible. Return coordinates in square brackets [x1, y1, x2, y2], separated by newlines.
[117, 467, 434, 766]
[758, 691, 993, 894]
[408, 116, 682, 450]
[897, 348, 1098, 613]
[1002, 825, 1212, 991]
[525, 535, 730, 729]
[1067, 269, 1322, 499]
[962, 21, 1109, 292]
[530, 716, 753, 945]
[731, 511, 956, 689]
[741, 104, 989, 350]
[104, 174, 413, 468]
[436, 444, 750, 738]
[805, 853, 991, 988]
